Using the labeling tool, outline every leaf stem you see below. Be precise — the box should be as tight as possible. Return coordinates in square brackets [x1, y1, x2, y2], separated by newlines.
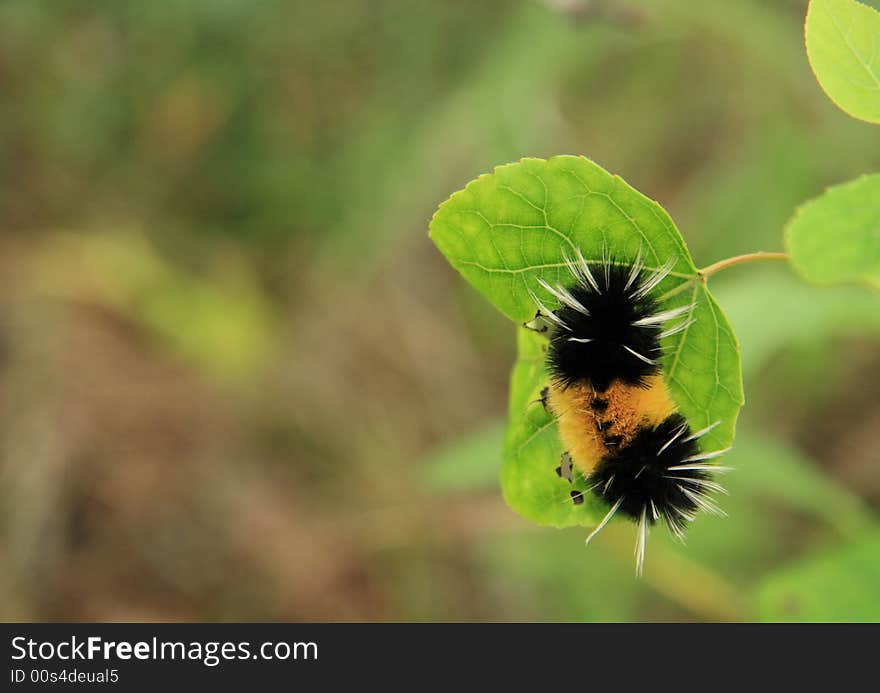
[603, 523, 747, 621]
[698, 252, 790, 279]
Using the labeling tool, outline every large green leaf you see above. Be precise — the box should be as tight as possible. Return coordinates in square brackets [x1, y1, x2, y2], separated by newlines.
[430, 156, 744, 527]
[785, 174, 880, 290]
[755, 529, 880, 622]
[806, 0, 880, 124]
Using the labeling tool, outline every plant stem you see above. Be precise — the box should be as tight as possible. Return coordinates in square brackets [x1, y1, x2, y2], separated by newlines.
[698, 251, 789, 279]
[603, 523, 747, 621]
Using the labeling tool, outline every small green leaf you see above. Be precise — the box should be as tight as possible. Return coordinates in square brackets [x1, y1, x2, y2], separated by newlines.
[806, 0, 880, 124]
[785, 174, 880, 289]
[430, 156, 744, 528]
[755, 529, 880, 622]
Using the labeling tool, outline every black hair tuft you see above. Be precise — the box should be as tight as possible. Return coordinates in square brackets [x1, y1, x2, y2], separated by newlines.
[545, 261, 663, 392]
[588, 413, 710, 524]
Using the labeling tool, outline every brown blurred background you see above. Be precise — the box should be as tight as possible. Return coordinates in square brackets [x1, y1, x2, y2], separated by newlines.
[1, 0, 879, 622]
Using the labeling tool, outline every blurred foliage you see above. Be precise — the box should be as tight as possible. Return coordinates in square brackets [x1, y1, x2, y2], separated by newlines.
[0, 0, 878, 622]
[756, 529, 880, 621]
[423, 421, 505, 494]
[716, 269, 880, 378]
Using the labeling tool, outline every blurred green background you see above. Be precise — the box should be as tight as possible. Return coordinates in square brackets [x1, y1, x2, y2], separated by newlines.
[1, 0, 879, 622]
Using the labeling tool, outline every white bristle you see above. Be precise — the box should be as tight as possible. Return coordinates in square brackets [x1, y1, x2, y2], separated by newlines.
[621, 344, 656, 365]
[584, 497, 623, 547]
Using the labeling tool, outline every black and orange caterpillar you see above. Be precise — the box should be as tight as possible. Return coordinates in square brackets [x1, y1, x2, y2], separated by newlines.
[526, 250, 730, 574]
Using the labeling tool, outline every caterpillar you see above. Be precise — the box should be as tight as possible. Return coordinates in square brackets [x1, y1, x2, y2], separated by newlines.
[525, 249, 731, 575]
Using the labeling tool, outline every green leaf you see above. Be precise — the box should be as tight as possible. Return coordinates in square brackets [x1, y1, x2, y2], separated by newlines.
[806, 0, 880, 124]
[755, 529, 880, 622]
[430, 156, 697, 324]
[784, 173, 880, 289]
[430, 156, 744, 528]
